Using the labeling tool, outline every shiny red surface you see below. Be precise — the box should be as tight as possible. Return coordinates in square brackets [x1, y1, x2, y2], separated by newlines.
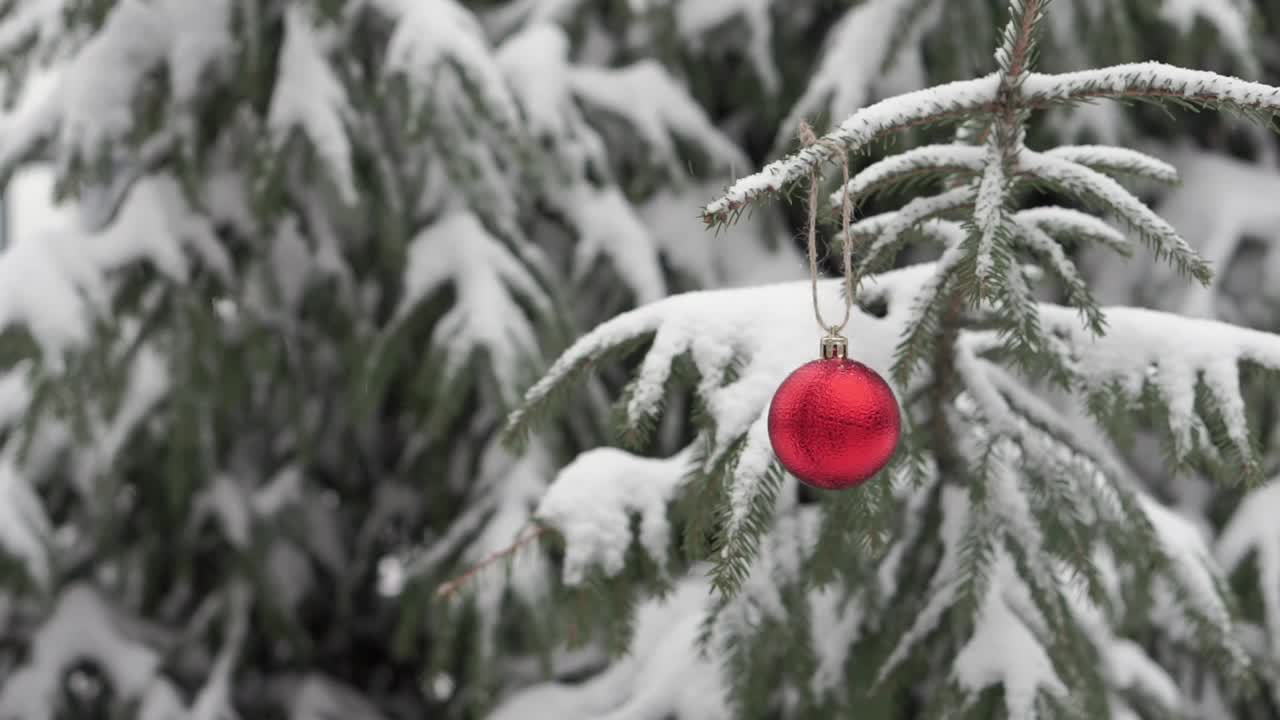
[766, 358, 901, 490]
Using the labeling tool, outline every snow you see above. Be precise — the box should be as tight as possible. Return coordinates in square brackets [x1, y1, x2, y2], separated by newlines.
[706, 73, 1001, 222]
[639, 180, 805, 288]
[1158, 0, 1252, 58]
[1038, 303, 1280, 466]
[1014, 219, 1091, 305]
[536, 447, 690, 584]
[488, 577, 728, 720]
[899, 222, 966, 356]
[711, 508, 820, 636]
[518, 266, 939, 477]
[952, 554, 1067, 719]
[722, 412, 776, 538]
[395, 211, 550, 400]
[1216, 479, 1280, 653]
[877, 486, 970, 681]
[1021, 62, 1280, 109]
[163, 0, 233, 105]
[1061, 552, 1184, 710]
[0, 455, 52, 587]
[288, 675, 389, 720]
[52, 1, 171, 166]
[0, 585, 165, 720]
[1106, 639, 1183, 708]
[1043, 145, 1179, 184]
[0, 362, 33, 431]
[828, 144, 985, 210]
[268, 5, 357, 204]
[0, 70, 60, 175]
[456, 440, 555, 661]
[858, 187, 974, 273]
[496, 24, 574, 140]
[1013, 206, 1130, 254]
[557, 183, 667, 304]
[0, 175, 217, 364]
[807, 584, 863, 697]
[571, 59, 748, 174]
[674, 0, 779, 93]
[779, 0, 933, 149]
[92, 344, 170, 470]
[371, 0, 518, 125]
[1019, 150, 1201, 277]
[1139, 495, 1246, 666]
[0, 0, 70, 60]
[972, 136, 1008, 279]
[1146, 149, 1280, 318]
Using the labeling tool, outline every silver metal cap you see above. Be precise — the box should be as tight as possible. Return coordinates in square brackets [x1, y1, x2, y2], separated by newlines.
[820, 332, 847, 360]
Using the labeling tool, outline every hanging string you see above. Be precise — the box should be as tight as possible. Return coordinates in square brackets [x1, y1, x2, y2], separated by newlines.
[799, 121, 855, 337]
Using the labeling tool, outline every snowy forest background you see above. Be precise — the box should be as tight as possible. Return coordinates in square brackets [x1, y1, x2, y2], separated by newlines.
[4, 0, 1280, 719]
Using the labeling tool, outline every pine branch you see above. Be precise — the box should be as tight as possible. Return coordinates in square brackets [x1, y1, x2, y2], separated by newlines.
[1013, 207, 1132, 257]
[1019, 150, 1212, 285]
[827, 144, 985, 210]
[1012, 219, 1106, 334]
[502, 330, 656, 451]
[703, 74, 1003, 227]
[1022, 62, 1280, 123]
[1043, 145, 1179, 184]
[854, 188, 975, 276]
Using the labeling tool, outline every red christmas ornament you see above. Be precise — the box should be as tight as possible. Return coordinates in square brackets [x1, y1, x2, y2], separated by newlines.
[767, 334, 901, 490]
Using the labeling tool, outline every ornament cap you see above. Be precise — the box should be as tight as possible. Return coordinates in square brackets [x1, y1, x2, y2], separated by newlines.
[820, 331, 847, 360]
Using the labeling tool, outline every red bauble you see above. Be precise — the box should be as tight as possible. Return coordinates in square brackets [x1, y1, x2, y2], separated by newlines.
[767, 358, 901, 490]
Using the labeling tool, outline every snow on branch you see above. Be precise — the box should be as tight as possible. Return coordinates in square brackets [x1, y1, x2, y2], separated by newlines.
[0, 583, 251, 720]
[1140, 496, 1249, 674]
[1021, 62, 1280, 119]
[506, 267, 934, 591]
[536, 447, 690, 586]
[0, 176, 222, 365]
[853, 187, 975, 276]
[9, 0, 233, 182]
[827, 144, 985, 210]
[950, 550, 1068, 719]
[779, 0, 943, 150]
[703, 74, 1002, 226]
[1216, 479, 1280, 655]
[570, 59, 749, 174]
[0, 0, 72, 60]
[706, 60, 1280, 228]
[1043, 145, 1179, 185]
[267, 5, 357, 205]
[0, 454, 52, 588]
[1037, 304, 1280, 485]
[1012, 206, 1131, 256]
[1019, 150, 1212, 284]
[371, 0, 518, 124]
[488, 577, 727, 720]
[391, 211, 551, 403]
[1011, 218, 1104, 332]
[508, 267, 931, 455]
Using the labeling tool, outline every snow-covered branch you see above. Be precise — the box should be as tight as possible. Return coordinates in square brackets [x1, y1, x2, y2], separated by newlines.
[705, 61, 1280, 228]
[702, 74, 1002, 226]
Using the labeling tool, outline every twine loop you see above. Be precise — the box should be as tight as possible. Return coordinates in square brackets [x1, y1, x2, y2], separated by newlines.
[799, 121, 856, 338]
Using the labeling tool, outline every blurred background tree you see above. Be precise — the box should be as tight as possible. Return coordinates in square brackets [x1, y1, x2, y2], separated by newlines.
[0, 1, 1276, 719]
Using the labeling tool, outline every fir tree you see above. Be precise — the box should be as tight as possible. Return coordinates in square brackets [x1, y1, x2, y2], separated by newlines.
[0, 1, 787, 717]
[0, 0, 1277, 719]
[497, 1, 1280, 719]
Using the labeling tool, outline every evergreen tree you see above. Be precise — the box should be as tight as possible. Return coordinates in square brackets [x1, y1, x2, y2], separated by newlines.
[495, 1, 1280, 719]
[0, 1, 789, 717]
[1, 0, 1278, 719]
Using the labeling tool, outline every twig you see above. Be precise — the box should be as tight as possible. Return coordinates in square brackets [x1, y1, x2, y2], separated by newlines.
[435, 525, 550, 599]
